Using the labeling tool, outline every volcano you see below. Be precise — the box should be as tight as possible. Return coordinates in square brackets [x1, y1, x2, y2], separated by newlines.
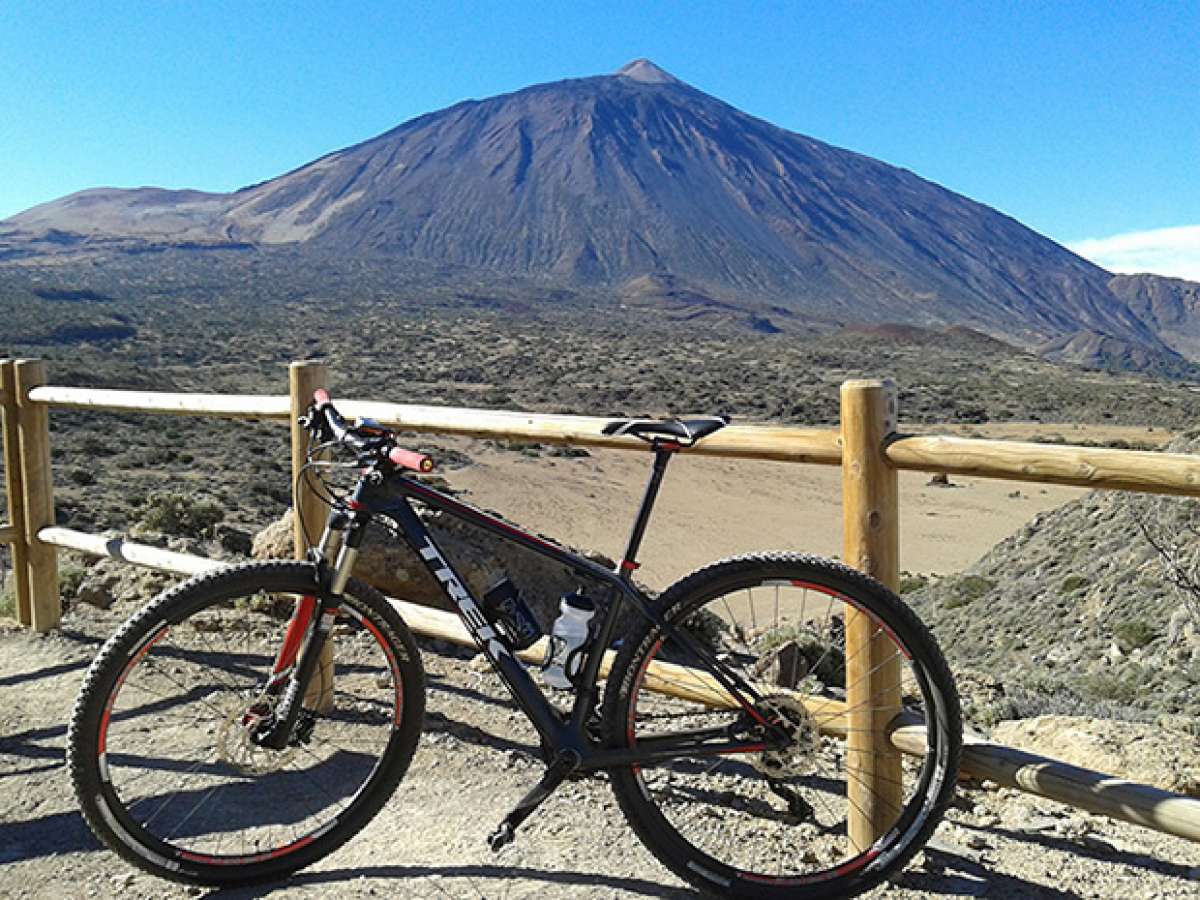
[3, 59, 1191, 368]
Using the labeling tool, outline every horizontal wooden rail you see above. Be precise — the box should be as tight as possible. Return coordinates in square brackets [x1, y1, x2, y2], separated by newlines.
[0, 524, 17, 545]
[37, 523, 1200, 845]
[27, 386, 292, 420]
[39, 527, 220, 576]
[386, 593, 849, 731]
[335, 400, 846, 464]
[888, 434, 1200, 497]
[37, 525, 846, 725]
[28, 386, 845, 464]
[891, 727, 1200, 842]
[29, 385, 1200, 495]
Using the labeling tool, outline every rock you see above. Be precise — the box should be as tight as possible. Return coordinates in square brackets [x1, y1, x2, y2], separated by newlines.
[962, 833, 990, 850]
[937, 873, 988, 896]
[992, 715, 1200, 797]
[215, 524, 252, 556]
[251, 514, 293, 560]
[1014, 813, 1061, 834]
[1079, 834, 1116, 853]
[74, 554, 175, 609]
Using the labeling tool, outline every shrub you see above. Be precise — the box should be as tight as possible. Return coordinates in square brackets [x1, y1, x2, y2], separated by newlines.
[59, 563, 88, 599]
[899, 575, 928, 594]
[1079, 670, 1142, 705]
[681, 607, 729, 654]
[1060, 574, 1089, 594]
[943, 575, 995, 609]
[138, 491, 224, 538]
[1113, 619, 1157, 652]
[68, 467, 96, 486]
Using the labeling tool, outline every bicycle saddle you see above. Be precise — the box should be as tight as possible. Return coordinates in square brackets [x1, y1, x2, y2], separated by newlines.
[601, 416, 729, 445]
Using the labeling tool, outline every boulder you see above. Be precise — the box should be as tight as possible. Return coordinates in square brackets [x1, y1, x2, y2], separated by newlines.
[74, 556, 176, 609]
[72, 535, 212, 609]
[991, 715, 1200, 797]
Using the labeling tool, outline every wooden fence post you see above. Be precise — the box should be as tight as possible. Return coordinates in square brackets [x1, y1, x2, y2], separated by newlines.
[290, 360, 333, 710]
[1, 360, 33, 626]
[841, 378, 903, 851]
[14, 360, 59, 632]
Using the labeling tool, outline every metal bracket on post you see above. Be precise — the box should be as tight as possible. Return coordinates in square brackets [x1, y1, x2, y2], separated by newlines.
[840, 378, 902, 852]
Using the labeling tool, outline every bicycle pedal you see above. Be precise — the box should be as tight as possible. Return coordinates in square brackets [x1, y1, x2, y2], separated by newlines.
[487, 822, 515, 852]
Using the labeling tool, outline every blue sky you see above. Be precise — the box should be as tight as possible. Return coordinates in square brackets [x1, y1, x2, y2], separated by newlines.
[2, 1, 1198, 276]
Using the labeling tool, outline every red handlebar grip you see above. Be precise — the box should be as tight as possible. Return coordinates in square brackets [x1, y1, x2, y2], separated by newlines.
[389, 447, 434, 473]
[313, 388, 331, 406]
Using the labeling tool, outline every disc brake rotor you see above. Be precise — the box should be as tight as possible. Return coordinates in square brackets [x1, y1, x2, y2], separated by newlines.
[752, 694, 821, 778]
[217, 695, 297, 775]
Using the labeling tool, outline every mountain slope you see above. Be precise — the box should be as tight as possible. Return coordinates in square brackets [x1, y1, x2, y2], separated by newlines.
[1, 59, 1189, 366]
[1108, 273, 1200, 360]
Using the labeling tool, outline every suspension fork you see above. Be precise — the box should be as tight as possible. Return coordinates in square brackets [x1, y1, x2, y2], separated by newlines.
[259, 501, 367, 749]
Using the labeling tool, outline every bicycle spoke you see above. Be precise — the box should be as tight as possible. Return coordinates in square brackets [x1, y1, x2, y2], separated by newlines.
[88, 572, 408, 867]
[617, 565, 955, 886]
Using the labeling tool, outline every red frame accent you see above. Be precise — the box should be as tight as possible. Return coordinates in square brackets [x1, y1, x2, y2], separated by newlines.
[273, 595, 318, 675]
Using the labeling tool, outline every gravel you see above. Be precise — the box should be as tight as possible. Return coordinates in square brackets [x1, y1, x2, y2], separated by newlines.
[2, 604, 1199, 899]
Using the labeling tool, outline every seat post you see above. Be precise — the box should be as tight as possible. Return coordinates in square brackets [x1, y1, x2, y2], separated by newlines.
[618, 443, 676, 579]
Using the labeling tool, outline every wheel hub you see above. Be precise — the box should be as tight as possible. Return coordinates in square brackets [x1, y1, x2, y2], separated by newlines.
[217, 695, 297, 775]
[752, 694, 821, 778]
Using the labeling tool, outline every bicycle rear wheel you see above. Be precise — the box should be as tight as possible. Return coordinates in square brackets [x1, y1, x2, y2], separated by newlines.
[602, 553, 960, 899]
[68, 561, 424, 886]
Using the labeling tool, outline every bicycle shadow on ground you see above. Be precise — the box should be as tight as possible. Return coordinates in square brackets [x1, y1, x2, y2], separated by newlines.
[957, 819, 1197, 882]
[893, 847, 1083, 898]
[206, 863, 699, 899]
[204, 851, 1090, 899]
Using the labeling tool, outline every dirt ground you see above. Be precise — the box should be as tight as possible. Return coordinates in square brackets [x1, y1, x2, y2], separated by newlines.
[2, 603, 1199, 900]
[447, 440, 1089, 589]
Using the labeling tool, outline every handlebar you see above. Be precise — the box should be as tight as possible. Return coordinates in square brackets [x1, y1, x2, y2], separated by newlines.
[306, 391, 434, 474]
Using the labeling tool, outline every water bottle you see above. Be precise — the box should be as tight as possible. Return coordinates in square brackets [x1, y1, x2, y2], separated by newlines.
[542, 592, 596, 689]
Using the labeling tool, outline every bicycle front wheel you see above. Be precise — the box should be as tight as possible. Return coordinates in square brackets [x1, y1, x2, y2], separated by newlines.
[602, 553, 960, 899]
[68, 561, 424, 886]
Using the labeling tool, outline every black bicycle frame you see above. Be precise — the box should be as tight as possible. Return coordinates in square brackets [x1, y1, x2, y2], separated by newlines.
[343, 449, 783, 771]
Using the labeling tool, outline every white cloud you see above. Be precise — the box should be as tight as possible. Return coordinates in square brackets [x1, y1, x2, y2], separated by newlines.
[1068, 225, 1200, 282]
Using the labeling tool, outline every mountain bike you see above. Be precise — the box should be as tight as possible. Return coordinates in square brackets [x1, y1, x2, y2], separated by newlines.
[67, 392, 961, 899]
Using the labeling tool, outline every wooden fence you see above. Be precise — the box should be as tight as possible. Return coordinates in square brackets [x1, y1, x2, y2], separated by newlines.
[3, 357, 1200, 849]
